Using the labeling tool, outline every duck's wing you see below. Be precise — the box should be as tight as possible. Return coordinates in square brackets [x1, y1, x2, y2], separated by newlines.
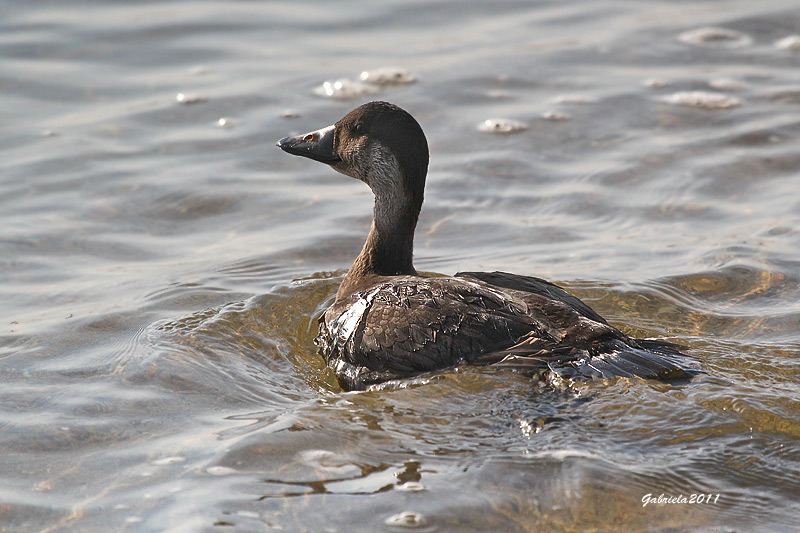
[318, 276, 554, 390]
[456, 272, 698, 380]
[456, 271, 608, 324]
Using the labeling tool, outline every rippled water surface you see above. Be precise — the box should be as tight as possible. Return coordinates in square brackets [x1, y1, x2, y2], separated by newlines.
[3, 0, 800, 531]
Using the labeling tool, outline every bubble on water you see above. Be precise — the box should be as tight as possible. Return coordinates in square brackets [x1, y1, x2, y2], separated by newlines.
[678, 26, 752, 49]
[644, 78, 669, 88]
[396, 481, 425, 492]
[775, 35, 800, 52]
[206, 466, 238, 476]
[519, 417, 546, 437]
[176, 92, 207, 105]
[708, 78, 746, 91]
[152, 456, 185, 466]
[533, 448, 602, 461]
[552, 94, 595, 104]
[662, 91, 741, 110]
[360, 67, 416, 85]
[33, 481, 53, 492]
[541, 110, 570, 121]
[384, 511, 427, 528]
[298, 449, 361, 477]
[314, 78, 378, 99]
[217, 117, 236, 128]
[478, 118, 528, 133]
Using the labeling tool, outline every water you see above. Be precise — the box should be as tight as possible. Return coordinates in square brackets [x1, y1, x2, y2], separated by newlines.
[2, 0, 800, 530]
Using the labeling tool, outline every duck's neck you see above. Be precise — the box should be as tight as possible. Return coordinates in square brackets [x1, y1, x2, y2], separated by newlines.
[337, 190, 421, 300]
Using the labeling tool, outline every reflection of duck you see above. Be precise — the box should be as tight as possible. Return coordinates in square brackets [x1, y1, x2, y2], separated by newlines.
[277, 101, 696, 390]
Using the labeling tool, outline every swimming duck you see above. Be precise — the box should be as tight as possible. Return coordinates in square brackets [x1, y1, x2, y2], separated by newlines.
[277, 101, 696, 390]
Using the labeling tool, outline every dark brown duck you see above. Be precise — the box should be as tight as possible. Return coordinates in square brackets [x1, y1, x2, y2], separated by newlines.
[277, 101, 697, 390]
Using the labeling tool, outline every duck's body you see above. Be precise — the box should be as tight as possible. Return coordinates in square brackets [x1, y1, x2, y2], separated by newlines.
[278, 101, 696, 390]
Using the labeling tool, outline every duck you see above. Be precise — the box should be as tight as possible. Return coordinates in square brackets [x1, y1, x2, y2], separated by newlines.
[277, 101, 697, 391]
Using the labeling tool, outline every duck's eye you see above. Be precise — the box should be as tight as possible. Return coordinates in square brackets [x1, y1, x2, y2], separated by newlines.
[354, 123, 366, 135]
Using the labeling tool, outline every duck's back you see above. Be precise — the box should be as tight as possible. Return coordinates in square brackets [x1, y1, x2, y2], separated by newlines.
[316, 271, 696, 390]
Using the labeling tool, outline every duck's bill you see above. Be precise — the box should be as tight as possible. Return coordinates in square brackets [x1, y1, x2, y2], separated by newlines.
[276, 124, 340, 164]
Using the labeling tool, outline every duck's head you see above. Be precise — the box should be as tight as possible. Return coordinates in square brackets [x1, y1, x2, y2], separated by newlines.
[277, 101, 429, 206]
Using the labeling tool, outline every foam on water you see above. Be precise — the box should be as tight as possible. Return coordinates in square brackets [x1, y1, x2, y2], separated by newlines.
[662, 91, 741, 110]
[478, 118, 529, 133]
[678, 26, 753, 48]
